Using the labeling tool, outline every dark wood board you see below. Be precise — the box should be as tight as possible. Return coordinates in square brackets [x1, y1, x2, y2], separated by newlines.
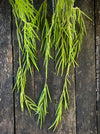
[75, 0, 97, 134]
[95, 0, 100, 134]
[0, 0, 14, 134]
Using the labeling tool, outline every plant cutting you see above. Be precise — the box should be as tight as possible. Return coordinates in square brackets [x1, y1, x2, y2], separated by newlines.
[10, 0, 92, 131]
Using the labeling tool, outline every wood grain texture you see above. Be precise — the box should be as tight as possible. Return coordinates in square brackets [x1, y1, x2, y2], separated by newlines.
[62, 68, 76, 134]
[33, 1, 47, 133]
[95, 0, 100, 133]
[75, 0, 97, 134]
[0, 0, 14, 134]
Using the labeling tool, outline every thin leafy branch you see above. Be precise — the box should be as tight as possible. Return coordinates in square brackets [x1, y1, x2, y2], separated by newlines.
[47, 0, 92, 131]
[49, 76, 70, 131]
[10, 0, 39, 112]
[36, 0, 52, 128]
[36, 83, 52, 128]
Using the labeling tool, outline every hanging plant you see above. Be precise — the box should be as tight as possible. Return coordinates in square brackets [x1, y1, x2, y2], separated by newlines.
[9, 0, 92, 132]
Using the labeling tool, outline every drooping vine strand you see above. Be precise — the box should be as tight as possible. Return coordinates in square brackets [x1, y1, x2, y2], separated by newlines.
[49, 75, 70, 131]
[48, 0, 92, 131]
[36, 0, 52, 128]
[10, 0, 39, 112]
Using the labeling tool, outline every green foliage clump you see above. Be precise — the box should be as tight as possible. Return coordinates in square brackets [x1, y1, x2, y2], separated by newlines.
[10, 0, 92, 132]
[38, 0, 91, 130]
[10, 0, 39, 112]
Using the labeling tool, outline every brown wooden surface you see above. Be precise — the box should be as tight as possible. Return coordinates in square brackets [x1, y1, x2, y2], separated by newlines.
[0, 0, 14, 134]
[75, 0, 97, 134]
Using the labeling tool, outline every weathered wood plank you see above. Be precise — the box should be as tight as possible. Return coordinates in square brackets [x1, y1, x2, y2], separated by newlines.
[62, 68, 76, 134]
[95, 0, 100, 133]
[75, 0, 97, 134]
[34, 33, 46, 134]
[0, 0, 14, 134]
[33, 1, 45, 134]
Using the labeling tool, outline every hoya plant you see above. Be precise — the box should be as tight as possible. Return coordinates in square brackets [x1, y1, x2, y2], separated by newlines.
[10, 0, 91, 131]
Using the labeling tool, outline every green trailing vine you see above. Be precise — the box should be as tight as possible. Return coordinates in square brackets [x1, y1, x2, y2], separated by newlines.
[10, 0, 92, 132]
[47, 0, 92, 130]
[36, 1, 52, 128]
[10, 0, 39, 113]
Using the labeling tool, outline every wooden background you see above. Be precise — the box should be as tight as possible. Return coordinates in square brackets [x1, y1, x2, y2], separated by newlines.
[0, 0, 100, 134]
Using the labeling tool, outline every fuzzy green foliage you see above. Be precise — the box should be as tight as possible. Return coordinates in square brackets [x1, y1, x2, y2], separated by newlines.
[10, 0, 39, 112]
[36, 83, 52, 128]
[24, 95, 37, 116]
[10, 0, 91, 132]
[49, 77, 70, 131]
[36, 0, 52, 127]
[39, 0, 92, 131]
